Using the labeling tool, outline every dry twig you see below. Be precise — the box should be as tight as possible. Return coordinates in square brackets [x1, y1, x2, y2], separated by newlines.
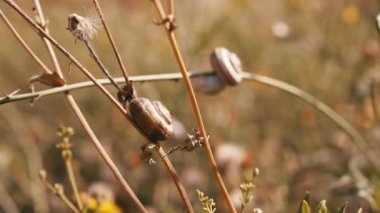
[150, 0, 235, 212]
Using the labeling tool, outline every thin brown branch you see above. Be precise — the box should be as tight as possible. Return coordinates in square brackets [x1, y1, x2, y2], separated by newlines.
[2, 0, 154, 133]
[155, 145, 193, 211]
[370, 80, 380, 125]
[91, 0, 130, 84]
[2, 0, 126, 115]
[1, 68, 374, 169]
[33, 0, 64, 78]
[0, 71, 210, 105]
[26, 1, 148, 211]
[68, 9, 192, 209]
[83, 40, 123, 92]
[0, 10, 51, 74]
[2, 2, 192, 210]
[65, 94, 148, 212]
[63, 152, 83, 210]
[168, 0, 174, 16]
[150, 1, 235, 212]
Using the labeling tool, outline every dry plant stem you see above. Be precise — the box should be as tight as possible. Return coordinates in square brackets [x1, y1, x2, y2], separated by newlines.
[91, 0, 130, 83]
[79, 20, 192, 212]
[54, 186, 80, 213]
[2, 2, 191, 210]
[151, 1, 236, 212]
[33, 0, 63, 79]
[0, 68, 374, 165]
[2, 0, 127, 116]
[6, 0, 370, 208]
[0, 71, 209, 104]
[58, 191, 80, 213]
[64, 156, 83, 210]
[0, 69, 373, 153]
[0, 10, 51, 74]
[168, 0, 174, 15]
[65, 94, 148, 212]
[83, 40, 123, 92]
[155, 145, 194, 212]
[29, 1, 147, 211]
[241, 72, 379, 168]
[370, 81, 380, 125]
[42, 180, 80, 213]
[86, 4, 192, 207]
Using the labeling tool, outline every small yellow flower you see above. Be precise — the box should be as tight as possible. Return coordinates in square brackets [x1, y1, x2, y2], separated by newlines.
[341, 4, 360, 25]
[86, 198, 99, 210]
[80, 192, 98, 210]
[98, 201, 122, 213]
[80, 192, 123, 213]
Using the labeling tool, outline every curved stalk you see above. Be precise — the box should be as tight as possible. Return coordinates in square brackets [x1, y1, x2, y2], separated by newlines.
[0, 72, 210, 105]
[1, 69, 374, 166]
[1, 69, 373, 164]
[241, 72, 378, 168]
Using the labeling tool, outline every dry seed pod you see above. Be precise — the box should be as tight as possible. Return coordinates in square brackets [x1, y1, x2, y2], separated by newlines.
[210, 47, 243, 86]
[128, 97, 173, 141]
[67, 13, 98, 40]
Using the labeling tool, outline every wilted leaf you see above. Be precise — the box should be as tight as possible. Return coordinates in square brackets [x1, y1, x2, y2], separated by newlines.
[29, 72, 65, 88]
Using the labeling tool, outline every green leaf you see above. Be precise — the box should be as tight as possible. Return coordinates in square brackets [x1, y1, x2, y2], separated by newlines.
[336, 202, 347, 213]
[298, 192, 311, 213]
[298, 200, 311, 213]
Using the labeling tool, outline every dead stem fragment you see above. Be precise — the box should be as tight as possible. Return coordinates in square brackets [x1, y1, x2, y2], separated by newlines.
[150, 0, 236, 212]
[165, 129, 206, 156]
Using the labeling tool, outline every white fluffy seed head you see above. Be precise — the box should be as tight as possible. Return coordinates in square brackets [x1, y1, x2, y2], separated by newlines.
[67, 13, 99, 40]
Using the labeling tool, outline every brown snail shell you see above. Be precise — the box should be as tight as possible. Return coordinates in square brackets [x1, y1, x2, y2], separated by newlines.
[128, 97, 173, 141]
[210, 47, 243, 86]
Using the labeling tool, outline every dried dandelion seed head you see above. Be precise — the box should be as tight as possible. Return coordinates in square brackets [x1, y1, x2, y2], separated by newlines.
[67, 13, 99, 40]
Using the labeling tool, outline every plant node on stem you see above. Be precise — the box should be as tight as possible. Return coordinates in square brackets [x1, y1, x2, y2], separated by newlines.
[56, 126, 83, 211]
